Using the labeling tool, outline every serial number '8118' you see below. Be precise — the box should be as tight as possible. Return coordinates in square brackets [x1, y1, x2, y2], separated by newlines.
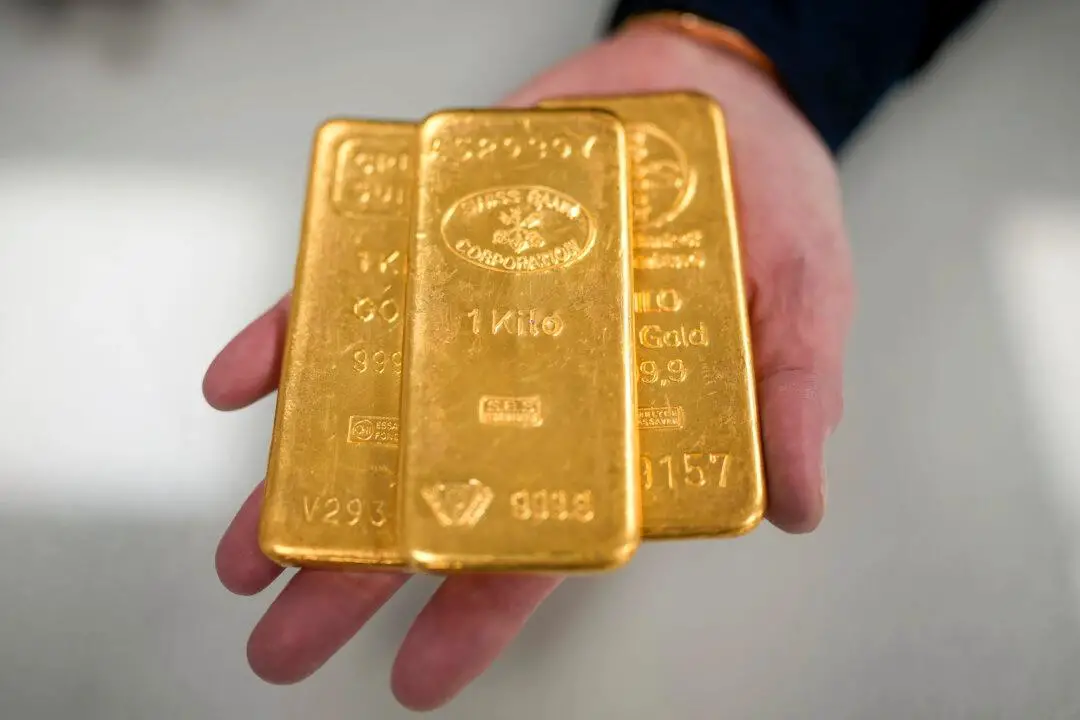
[510, 489, 594, 523]
[642, 453, 729, 491]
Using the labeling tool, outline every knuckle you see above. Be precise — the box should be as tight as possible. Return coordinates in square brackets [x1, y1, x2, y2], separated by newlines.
[747, 225, 854, 371]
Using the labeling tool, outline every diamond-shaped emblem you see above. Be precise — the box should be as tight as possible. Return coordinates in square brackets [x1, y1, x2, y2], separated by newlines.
[421, 478, 494, 528]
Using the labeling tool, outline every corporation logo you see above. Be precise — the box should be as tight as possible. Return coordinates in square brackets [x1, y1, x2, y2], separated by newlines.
[440, 185, 597, 273]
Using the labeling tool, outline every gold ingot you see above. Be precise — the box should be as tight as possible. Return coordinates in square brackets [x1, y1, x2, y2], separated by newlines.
[260, 119, 415, 568]
[543, 92, 766, 538]
[398, 108, 641, 571]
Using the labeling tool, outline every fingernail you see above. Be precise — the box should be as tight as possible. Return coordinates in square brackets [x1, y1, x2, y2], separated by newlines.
[820, 457, 828, 508]
[820, 425, 830, 508]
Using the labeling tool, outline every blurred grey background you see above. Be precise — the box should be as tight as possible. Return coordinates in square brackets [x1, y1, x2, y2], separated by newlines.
[2, 0, 1079, 718]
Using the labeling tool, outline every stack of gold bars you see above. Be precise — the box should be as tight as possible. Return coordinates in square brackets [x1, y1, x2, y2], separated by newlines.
[258, 92, 764, 573]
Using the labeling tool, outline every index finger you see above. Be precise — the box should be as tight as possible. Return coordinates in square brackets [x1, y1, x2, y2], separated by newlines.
[203, 294, 291, 411]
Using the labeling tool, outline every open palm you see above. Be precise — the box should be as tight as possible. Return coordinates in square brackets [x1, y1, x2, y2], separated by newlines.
[204, 25, 853, 712]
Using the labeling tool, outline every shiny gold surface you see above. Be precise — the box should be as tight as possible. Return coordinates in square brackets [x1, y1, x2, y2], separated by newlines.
[260, 119, 414, 567]
[543, 93, 765, 538]
[399, 109, 640, 571]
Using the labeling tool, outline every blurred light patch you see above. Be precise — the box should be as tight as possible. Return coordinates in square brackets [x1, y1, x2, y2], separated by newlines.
[0, 162, 278, 516]
[993, 200, 1080, 531]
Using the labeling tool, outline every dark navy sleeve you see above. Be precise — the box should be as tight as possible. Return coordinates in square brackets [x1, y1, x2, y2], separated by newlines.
[609, 0, 991, 152]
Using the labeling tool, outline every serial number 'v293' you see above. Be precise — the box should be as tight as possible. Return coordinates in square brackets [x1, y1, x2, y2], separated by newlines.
[303, 495, 388, 528]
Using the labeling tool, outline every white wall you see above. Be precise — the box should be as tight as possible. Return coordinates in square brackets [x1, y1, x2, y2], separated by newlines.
[1, 1, 1079, 717]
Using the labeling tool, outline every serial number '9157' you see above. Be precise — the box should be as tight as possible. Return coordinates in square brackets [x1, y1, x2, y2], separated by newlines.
[642, 453, 729, 491]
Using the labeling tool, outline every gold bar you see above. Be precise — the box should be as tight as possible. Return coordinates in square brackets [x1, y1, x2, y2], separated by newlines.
[399, 108, 640, 571]
[542, 92, 766, 538]
[260, 119, 415, 568]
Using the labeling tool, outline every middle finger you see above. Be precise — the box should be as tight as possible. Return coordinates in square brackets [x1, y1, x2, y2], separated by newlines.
[391, 573, 563, 710]
[247, 568, 409, 684]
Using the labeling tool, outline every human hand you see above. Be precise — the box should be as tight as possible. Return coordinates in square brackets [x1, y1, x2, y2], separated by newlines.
[204, 23, 853, 711]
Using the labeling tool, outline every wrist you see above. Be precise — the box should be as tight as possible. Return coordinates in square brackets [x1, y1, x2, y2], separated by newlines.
[504, 25, 835, 171]
[600, 26, 827, 156]
[515, 25, 787, 115]
[617, 12, 778, 86]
